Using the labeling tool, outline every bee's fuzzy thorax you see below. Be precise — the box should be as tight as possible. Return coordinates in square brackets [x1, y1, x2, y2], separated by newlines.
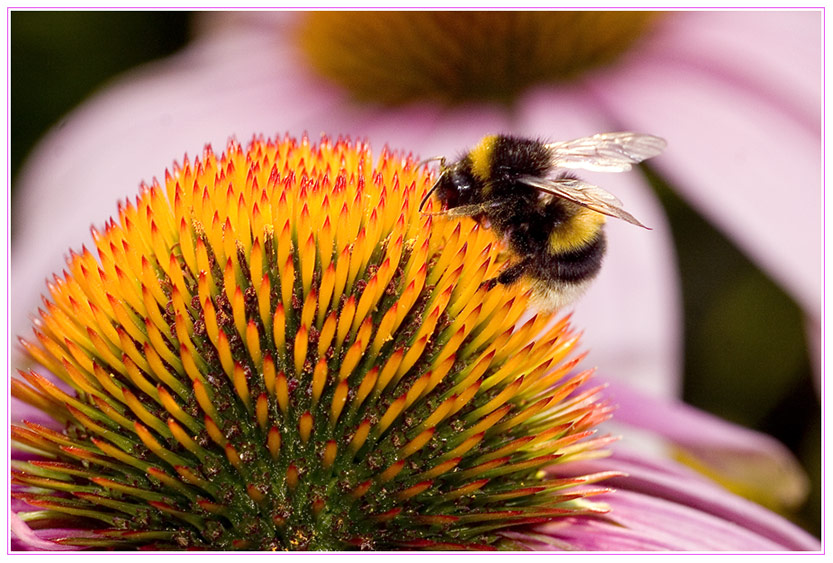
[489, 135, 552, 184]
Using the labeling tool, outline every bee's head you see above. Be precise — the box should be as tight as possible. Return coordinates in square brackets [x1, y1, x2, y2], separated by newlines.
[418, 159, 477, 212]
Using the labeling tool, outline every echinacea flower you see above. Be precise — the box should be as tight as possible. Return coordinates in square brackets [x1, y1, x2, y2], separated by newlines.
[10, 135, 820, 552]
[11, 134, 618, 550]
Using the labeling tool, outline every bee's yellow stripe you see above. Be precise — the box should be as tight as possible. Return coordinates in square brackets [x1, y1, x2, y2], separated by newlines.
[469, 135, 499, 182]
[548, 206, 606, 253]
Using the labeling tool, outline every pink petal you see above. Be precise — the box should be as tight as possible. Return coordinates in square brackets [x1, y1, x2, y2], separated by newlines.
[644, 11, 819, 127]
[586, 10, 821, 317]
[518, 489, 810, 551]
[9, 511, 82, 551]
[603, 378, 810, 511]
[546, 451, 819, 551]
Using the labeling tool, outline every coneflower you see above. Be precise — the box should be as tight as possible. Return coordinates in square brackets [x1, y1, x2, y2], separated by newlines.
[11, 134, 615, 551]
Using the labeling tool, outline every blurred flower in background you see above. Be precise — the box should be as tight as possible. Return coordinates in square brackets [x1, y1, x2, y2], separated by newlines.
[9, 9, 821, 547]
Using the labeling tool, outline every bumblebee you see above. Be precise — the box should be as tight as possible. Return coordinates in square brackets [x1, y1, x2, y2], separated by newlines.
[419, 132, 666, 309]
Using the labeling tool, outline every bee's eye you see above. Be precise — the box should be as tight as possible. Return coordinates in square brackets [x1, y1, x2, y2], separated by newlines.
[438, 175, 467, 208]
[454, 170, 477, 200]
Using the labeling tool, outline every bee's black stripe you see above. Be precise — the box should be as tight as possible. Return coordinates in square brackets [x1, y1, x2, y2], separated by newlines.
[531, 232, 606, 284]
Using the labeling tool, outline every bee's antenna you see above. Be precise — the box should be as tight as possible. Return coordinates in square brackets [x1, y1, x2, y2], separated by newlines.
[417, 156, 446, 212]
[418, 177, 442, 212]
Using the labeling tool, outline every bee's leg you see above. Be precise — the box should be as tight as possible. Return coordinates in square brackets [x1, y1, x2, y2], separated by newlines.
[427, 201, 504, 218]
[483, 256, 532, 289]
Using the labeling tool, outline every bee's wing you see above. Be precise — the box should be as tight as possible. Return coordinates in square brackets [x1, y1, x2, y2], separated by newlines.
[545, 132, 666, 172]
[519, 175, 650, 229]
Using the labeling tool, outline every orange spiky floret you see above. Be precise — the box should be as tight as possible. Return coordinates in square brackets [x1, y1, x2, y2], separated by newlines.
[12, 134, 614, 551]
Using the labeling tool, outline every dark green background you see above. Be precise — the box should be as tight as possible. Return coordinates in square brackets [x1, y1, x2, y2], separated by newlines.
[10, 10, 820, 538]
